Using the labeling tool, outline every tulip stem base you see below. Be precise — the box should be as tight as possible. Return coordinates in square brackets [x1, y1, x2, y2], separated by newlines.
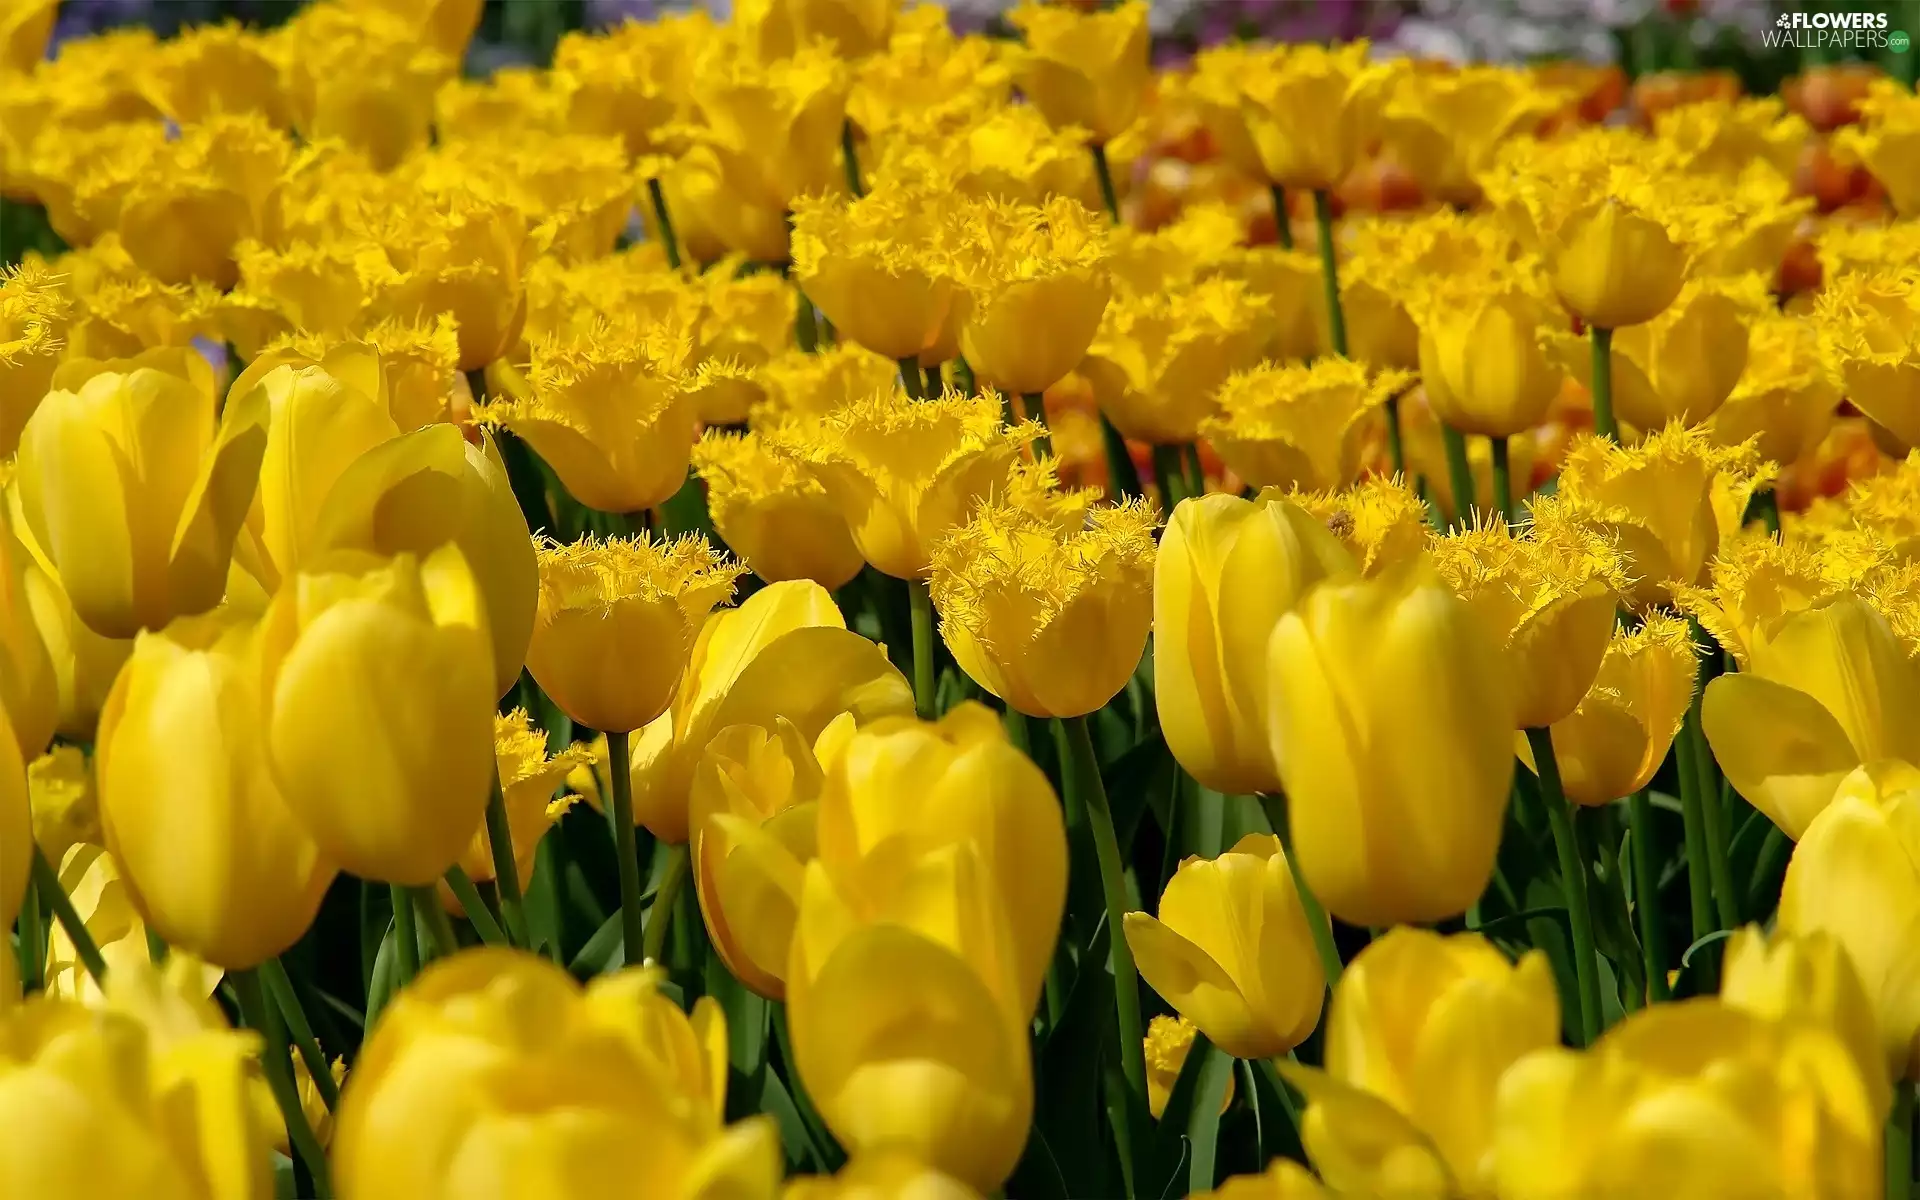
[646, 177, 683, 271]
[1258, 792, 1343, 989]
[1490, 435, 1513, 524]
[1525, 727, 1604, 1047]
[233, 968, 334, 1197]
[484, 766, 532, 948]
[1091, 143, 1121, 223]
[606, 731, 649, 967]
[389, 883, 420, 985]
[1590, 326, 1618, 441]
[32, 845, 105, 987]
[1056, 715, 1149, 1108]
[263, 957, 341, 1112]
[1440, 424, 1476, 530]
[1312, 190, 1348, 359]
[1627, 790, 1671, 1003]
[1268, 185, 1293, 249]
[642, 844, 689, 968]
[898, 357, 925, 400]
[1890, 1084, 1914, 1200]
[908, 578, 937, 721]
[1022, 392, 1054, 458]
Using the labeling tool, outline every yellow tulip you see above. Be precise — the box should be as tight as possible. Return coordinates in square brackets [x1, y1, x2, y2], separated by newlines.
[380, 192, 530, 374]
[332, 948, 780, 1200]
[0, 988, 274, 1199]
[930, 498, 1156, 719]
[873, 105, 1101, 213]
[766, 386, 1038, 580]
[1281, 930, 1559, 1197]
[952, 194, 1113, 397]
[1192, 1159, 1330, 1200]
[1209, 246, 1323, 364]
[1338, 212, 1517, 371]
[1814, 267, 1920, 451]
[1414, 269, 1567, 439]
[1288, 477, 1432, 578]
[0, 0, 56, 73]
[1708, 312, 1839, 468]
[26, 745, 98, 867]
[1203, 360, 1411, 492]
[849, 9, 1010, 143]
[1521, 613, 1695, 807]
[1379, 65, 1564, 208]
[1081, 278, 1267, 446]
[785, 1153, 984, 1200]
[476, 324, 702, 516]
[280, 4, 453, 171]
[16, 363, 268, 640]
[1492, 1000, 1881, 1198]
[1267, 556, 1516, 926]
[1234, 43, 1401, 192]
[1143, 1014, 1237, 1120]
[245, 320, 463, 433]
[622, 580, 913, 844]
[814, 703, 1067, 1016]
[1005, 0, 1149, 145]
[0, 503, 55, 762]
[260, 546, 494, 886]
[691, 717, 840, 1000]
[143, 21, 290, 126]
[0, 262, 68, 458]
[1721, 924, 1891, 1120]
[553, 13, 710, 159]
[1155, 492, 1356, 795]
[526, 533, 743, 736]
[693, 431, 866, 591]
[343, 0, 482, 59]
[690, 272, 795, 422]
[44, 844, 225, 1005]
[687, 40, 850, 214]
[1778, 761, 1920, 1081]
[1834, 80, 1920, 218]
[439, 709, 587, 916]
[755, 342, 901, 424]
[792, 185, 959, 363]
[1429, 512, 1627, 730]
[1556, 276, 1769, 432]
[1125, 834, 1326, 1060]
[97, 610, 337, 969]
[115, 113, 289, 289]
[18, 553, 133, 744]
[1654, 96, 1808, 181]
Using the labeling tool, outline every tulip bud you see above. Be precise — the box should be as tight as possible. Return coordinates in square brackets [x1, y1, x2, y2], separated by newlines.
[1416, 274, 1567, 439]
[1525, 613, 1695, 806]
[1565, 276, 1767, 431]
[260, 547, 495, 886]
[98, 611, 338, 968]
[693, 431, 865, 591]
[1125, 834, 1327, 1060]
[0, 512, 56, 762]
[953, 195, 1114, 397]
[1267, 556, 1515, 926]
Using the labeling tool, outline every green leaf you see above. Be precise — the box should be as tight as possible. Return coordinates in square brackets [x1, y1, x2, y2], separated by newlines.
[1744, 824, 1792, 922]
[1007, 1126, 1072, 1200]
[364, 920, 398, 1031]
[569, 909, 626, 977]
[1682, 928, 1735, 968]
[1185, 1042, 1235, 1193]
[1148, 1027, 1213, 1194]
[1038, 923, 1120, 1198]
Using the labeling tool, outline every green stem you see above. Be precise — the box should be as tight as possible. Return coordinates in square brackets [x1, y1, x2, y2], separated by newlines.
[642, 844, 690, 967]
[795, 288, 820, 353]
[1756, 487, 1780, 536]
[1151, 443, 1188, 509]
[606, 730, 648, 966]
[388, 883, 419, 985]
[1056, 715, 1148, 1107]
[1627, 790, 1671, 1003]
[1257, 793, 1342, 988]
[1891, 1084, 1914, 1200]
[1590, 325, 1618, 441]
[1526, 727, 1603, 1046]
[1100, 413, 1144, 500]
[1183, 443, 1206, 498]
[16, 874, 40, 991]
[907, 578, 937, 720]
[1311, 190, 1348, 358]
[232, 969, 334, 1197]
[443, 864, 509, 946]
[1090, 143, 1120, 223]
[1675, 717, 1717, 948]
[646, 177, 682, 271]
[841, 117, 864, 197]
[1384, 393, 1406, 479]
[411, 885, 460, 962]
[483, 768, 530, 947]
[923, 363, 942, 396]
[1689, 709, 1740, 932]
[1440, 424, 1476, 530]
[262, 958, 341, 1112]
[33, 846, 105, 986]
[898, 357, 925, 400]
[1268, 184, 1293, 249]
[1490, 435, 1513, 524]
[1022, 392, 1053, 458]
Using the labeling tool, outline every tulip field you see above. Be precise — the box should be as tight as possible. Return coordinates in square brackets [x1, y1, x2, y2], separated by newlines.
[4, 0, 1920, 1195]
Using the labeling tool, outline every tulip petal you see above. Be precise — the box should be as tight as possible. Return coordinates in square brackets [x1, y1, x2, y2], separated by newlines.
[169, 382, 271, 623]
[1701, 672, 1860, 840]
[1122, 912, 1274, 1059]
[1277, 1062, 1455, 1200]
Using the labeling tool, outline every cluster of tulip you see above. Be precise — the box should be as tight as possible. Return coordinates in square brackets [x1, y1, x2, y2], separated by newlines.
[3, 0, 1920, 1195]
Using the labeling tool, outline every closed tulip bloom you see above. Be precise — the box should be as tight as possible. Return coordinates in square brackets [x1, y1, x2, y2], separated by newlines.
[1493, 1001, 1880, 1198]
[693, 432, 866, 591]
[1429, 512, 1628, 730]
[1290, 477, 1432, 578]
[440, 710, 587, 916]
[792, 185, 959, 363]
[1125, 834, 1326, 1060]
[333, 949, 781, 1200]
[1006, 1, 1149, 145]
[27, 745, 99, 868]
[1524, 613, 1695, 806]
[1380, 66, 1564, 208]
[930, 499, 1156, 719]
[766, 387, 1038, 580]
[624, 580, 912, 844]
[1414, 270, 1567, 439]
[1080, 279, 1270, 446]
[476, 323, 701, 515]
[692, 718, 838, 1000]
[786, 1153, 984, 1200]
[0, 262, 68, 458]
[261, 546, 494, 886]
[1281, 930, 1560, 1197]
[1203, 361, 1411, 492]
[0, 990, 274, 1199]
[280, 5, 453, 171]
[1814, 268, 1920, 451]
[16, 363, 269, 640]
[1235, 42, 1401, 192]
[1267, 556, 1516, 926]
[1834, 80, 1920, 217]
[1143, 1015, 1236, 1121]
[98, 610, 337, 969]
[1708, 313, 1840, 467]
[526, 533, 744, 736]
[1556, 276, 1769, 432]
[1156, 492, 1356, 795]
[952, 194, 1113, 397]
[1721, 925, 1891, 1119]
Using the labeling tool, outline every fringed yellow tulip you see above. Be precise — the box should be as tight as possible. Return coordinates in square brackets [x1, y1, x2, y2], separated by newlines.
[1005, 0, 1149, 145]
[1721, 924, 1891, 1120]
[553, 13, 709, 158]
[1556, 275, 1770, 432]
[143, 21, 289, 126]
[930, 498, 1157, 719]
[755, 342, 900, 423]
[380, 190, 530, 373]
[1082, 278, 1268, 446]
[1709, 310, 1840, 466]
[114, 113, 289, 289]
[1380, 65, 1564, 208]
[1210, 246, 1323, 364]
[99, 610, 337, 968]
[0, 507, 56, 762]
[1814, 267, 1920, 451]
[1203, 360, 1410, 492]
[260, 546, 494, 886]
[874, 105, 1101, 212]
[687, 39, 850, 216]
[1125, 834, 1326, 1060]
[1234, 43, 1401, 192]
[952, 195, 1112, 397]
[1414, 268, 1567, 439]
[1523, 613, 1695, 806]
[792, 185, 960, 363]
[280, 4, 453, 171]
[0, 262, 68, 458]
[439, 709, 587, 916]
[693, 431, 865, 590]
[0, 0, 56, 74]
[18, 547, 134, 744]
[1154, 492, 1354, 796]
[1267, 556, 1515, 926]
[1834, 80, 1920, 217]
[1280, 929, 1560, 1197]
[1289, 477, 1432, 578]
[26, 745, 97, 868]
[1144, 1015, 1236, 1120]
